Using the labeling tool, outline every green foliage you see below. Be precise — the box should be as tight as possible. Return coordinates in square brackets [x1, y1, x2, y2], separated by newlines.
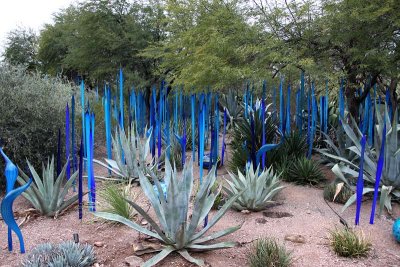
[17, 157, 79, 217]
[94, 159, 241, 266]
[268, 131, 308, 167]
[247, 238, 292, 267]
[323, 180, 353, 204]
[99, 183, 136, 220]
[22, 241, 95, 267]
[2, 27, 38, 71]
[224, 165, 284, 211]
[329, 227, 371, 258]
[286, 157, 324, 185]
[219, 90, 243, 130]
[94, 123, 156, 181]
[38, 0, 160, 86]
[229, 111, 278, 172]
[0, 64, 77, 182]
[211, 181, 225, 210]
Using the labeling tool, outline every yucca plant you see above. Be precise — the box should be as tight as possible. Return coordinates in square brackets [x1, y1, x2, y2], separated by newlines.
[320, 108, 400, 214]
[94, 123, 156, 181]
[94, 159, 242, 267]
[286, 157, 324, 185]
[22, 241, 95, 267]
[223, 164, 284, 211]
[247, 238, 292, 267]
[17, 157, 78, 217]
[99, 182, 136, 220]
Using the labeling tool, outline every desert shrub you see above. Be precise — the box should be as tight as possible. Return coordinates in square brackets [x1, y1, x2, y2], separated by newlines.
[247, 238, 292, 267]
[22, 241, 95, 267]
[0, 64, 79, 192]
[323, 180, 353, 204]
[268, 131, 308, 167]
[286, 157, 324, 185]
[329, 227, 371, 258]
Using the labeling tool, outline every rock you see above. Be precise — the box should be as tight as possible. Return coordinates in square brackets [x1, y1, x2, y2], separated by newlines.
[141, 220, 148, 225]
[124, 255, 144, 267]
[306, 210, 311, 214]
[94, 241, 104, 247]
[255, 218, 267, 224]
[263, 211, 293, 218]
[284, 234, 306, 244]
[241, 209, 251, 214]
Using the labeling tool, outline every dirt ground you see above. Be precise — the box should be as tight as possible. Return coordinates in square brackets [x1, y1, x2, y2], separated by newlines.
[1, 148, 400, 267]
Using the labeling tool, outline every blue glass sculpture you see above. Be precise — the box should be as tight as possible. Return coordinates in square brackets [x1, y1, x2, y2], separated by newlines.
[0, 148, 32, 253]
[393, 218, 400, 242]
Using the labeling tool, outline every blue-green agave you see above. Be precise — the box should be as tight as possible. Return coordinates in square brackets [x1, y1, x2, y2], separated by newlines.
[94, 159, 242, 266]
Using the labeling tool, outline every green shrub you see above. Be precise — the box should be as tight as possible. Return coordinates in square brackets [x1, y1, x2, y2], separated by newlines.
[247, 238, 292, 267]
[268, 131, 308, 167]
[329, 227, 371, 258]
[22, 241, 95, 267]
[286, 157, 324, 185]
[0, 64, 79, 192]
[323, 180, 353, 204]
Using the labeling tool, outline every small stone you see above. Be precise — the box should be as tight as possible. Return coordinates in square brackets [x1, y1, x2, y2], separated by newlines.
[284, 234, 306, 244]
[255, 218, 267, 224]
[241, 210, 251, 214]
[124, 255, 144, 267]
[94, 241, 104, 247]
[141, 220, 148, 225]
[306, 210, 311, 214]
[93, 263, 100, 267]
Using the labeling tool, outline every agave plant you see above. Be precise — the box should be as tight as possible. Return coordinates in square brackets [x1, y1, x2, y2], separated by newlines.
[286, 157, 324, 185]
[17, 157, 79, 217]
[22, 241, 95, 267]
[219, 90, 243, 130]
[223, 164, 284, 211]
[268, 130, 307, 167]
[94, 123, 156, 181]
[320, 108, 400, 214]
[94, 159, 242, 267]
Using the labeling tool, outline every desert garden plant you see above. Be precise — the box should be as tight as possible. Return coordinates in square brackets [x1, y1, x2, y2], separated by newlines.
[17, 157, 79, 217]
[320, 109, 400, 214]
[99, 182, 136, 220]
[219, 90, 243, 130]
[94, 123, 157, 181]
[323, 180, 353, 204]
[21, 241, 95, 267]
[286, 157, 324, 185]
[223, 164, 284, 211]
[94, 159, 242, 267]
[329, 227, 371, 258]
[247, 237, 292, 267]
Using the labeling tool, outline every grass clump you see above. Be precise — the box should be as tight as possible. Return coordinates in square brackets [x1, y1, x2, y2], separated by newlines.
[286, 157, 324, 185]
[247, 238, 292, 267]
[329, 227, 371, 258]
[99, 182, 136, 220]
[323, 180, 353, 204]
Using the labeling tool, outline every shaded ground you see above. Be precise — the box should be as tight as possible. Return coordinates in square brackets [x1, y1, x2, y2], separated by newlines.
[1, 147, 400, 267]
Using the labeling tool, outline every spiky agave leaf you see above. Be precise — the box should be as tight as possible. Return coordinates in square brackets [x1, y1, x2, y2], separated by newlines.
[94, 159, 242, 267]
[94, 123, 156, 181]
[223, 164, 284, 211]
[17, 156, 79, 217]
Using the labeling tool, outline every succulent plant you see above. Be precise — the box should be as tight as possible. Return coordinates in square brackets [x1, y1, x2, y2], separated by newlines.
[223, 165, 284, 211]
[219, 90, 243, 130]
[286, 157, 324, 185]
[99, 182, 137, 220]
[94, 123, 157, 181]
[17, 157, 78, 217]
[247, 237, 292, 267]
[21, 241, 95, 267]
[94, 159, 242, 267]
[323, 180, 353, 204]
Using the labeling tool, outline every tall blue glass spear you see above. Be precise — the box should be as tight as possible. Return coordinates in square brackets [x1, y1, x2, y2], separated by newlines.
[191, 94, 196, 161]
[71, 95, 76, 172]
[80, 80, 86, 160]
[355, 135, 367, 225]
[66, 103, 70, 180]
[261, 80, 266, 168]
[279, 79, 285, 135]
[78, 136, 83, 219]
[324, 80, 329, 133]
[221, 108, 227, 166]
[286, 83, 291, 134]
[119, 68, 124, 129]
